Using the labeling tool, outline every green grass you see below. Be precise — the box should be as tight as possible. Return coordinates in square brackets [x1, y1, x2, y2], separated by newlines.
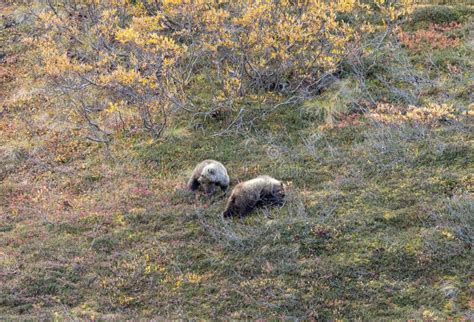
[2, 109, 472, 319]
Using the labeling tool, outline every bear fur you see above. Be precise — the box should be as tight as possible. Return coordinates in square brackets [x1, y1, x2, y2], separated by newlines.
[187, 160, 230, 195]
[222, 175, 285, 218]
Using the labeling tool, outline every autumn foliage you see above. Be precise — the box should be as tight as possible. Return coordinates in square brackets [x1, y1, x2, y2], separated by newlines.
[397, 22, 461, 51]
[30, 0, 413, 139]
[2, 1, 473, 319]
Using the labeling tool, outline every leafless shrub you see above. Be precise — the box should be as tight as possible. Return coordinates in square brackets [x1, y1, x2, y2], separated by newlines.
[354, 121, 428, 172]
[347, 32, 435, 106]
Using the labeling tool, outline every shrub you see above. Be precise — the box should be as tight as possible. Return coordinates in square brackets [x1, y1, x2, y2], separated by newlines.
[368, 102, 458, 126]
[31, 0, 413, 140]
[397, 22, 462, 51]
[410, 5, 474, 25]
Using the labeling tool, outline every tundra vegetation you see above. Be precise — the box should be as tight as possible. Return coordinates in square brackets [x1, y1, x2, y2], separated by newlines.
[0, 0, 473, 319]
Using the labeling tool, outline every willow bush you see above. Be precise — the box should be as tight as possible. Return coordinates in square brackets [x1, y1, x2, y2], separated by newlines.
[31, 0, 413, 139]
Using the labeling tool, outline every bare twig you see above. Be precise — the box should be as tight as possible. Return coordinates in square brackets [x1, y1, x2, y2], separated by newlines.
[211, 107, 245, 137]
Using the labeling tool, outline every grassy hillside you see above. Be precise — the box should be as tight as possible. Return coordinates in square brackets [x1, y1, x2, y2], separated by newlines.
[1, 2, 473, 320]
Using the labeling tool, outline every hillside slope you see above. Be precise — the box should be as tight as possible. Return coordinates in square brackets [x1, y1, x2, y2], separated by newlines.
[1, 2, 473, 319]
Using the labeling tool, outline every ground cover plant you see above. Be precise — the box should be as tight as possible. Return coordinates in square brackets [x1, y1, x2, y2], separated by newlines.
[0, 0, 473, 319]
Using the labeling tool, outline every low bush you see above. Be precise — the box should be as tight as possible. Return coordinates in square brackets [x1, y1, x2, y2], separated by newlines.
[30, 0, 412, 139]
[410, 5, 474, 26]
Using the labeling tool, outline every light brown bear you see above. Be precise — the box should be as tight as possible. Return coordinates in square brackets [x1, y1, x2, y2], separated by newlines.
[223, 175, 285, 218]
[187, 160, 230, 195]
